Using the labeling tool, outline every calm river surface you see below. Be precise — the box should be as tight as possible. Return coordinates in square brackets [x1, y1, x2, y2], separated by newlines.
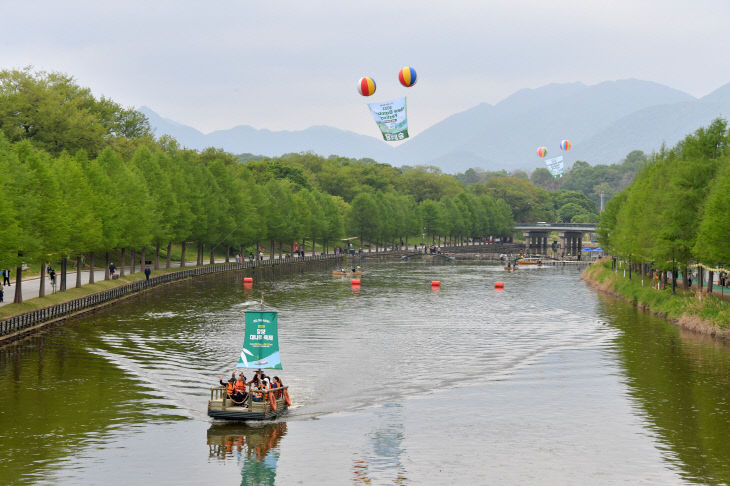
[2, 261, 730, 485]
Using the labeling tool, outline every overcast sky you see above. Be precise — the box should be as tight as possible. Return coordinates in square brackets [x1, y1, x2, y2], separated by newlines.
[2, 1, 730, 138]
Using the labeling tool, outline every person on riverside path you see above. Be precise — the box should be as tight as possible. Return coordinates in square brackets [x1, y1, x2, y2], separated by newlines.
[0, 283, 4, 302]
[2, 268, 10, 286]
[144, 266, 151, 281]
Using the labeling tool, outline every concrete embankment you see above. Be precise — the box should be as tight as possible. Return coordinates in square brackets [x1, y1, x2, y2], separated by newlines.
[582, 260, 730, 340]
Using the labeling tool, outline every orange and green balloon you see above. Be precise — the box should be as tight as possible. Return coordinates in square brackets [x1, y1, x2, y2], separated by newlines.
[537, 146, 548, 157]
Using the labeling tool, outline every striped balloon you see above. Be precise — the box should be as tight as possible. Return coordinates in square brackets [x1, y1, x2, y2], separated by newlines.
[560, 139, 572, 151]
[357, 77, 376, 96]
[537, 146, 548, 158]
[398, 66, 417, 87]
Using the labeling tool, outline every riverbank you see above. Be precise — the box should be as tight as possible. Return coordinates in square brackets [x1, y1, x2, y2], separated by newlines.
[582, 259, 730, 339]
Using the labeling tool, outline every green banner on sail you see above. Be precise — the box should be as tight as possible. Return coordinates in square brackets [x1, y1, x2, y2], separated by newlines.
[236, 311, 282, 369]
[368, 96, 409, 142]
[545, 155, 565, 178]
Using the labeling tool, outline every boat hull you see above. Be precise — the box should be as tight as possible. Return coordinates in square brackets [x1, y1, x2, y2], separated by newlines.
[332, 271, 362, 277]
[207, 406, 287, 421]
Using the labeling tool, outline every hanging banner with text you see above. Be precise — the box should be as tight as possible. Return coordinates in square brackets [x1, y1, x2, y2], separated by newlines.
[368, 97, 409, 142]
[236, 311, 282, 369]
[545, 156, 565, 178]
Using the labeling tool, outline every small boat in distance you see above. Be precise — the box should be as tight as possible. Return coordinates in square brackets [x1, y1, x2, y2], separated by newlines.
[517, 257, 543, 266]
[208, 302, 290, 421]
[332, 270, 363, 277]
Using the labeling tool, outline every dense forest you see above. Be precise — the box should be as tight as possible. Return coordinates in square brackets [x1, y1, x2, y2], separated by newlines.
[598, 118, 730, 289]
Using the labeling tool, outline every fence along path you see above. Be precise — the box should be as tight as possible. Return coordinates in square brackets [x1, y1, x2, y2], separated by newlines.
[0, 254, 342, 343]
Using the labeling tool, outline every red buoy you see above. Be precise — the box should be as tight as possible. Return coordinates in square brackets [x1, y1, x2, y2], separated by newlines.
[494, 282, 504, 289]
[431, 280, 441, 287]
[351, 279, 361, 286]
[243, 277, 253, 284]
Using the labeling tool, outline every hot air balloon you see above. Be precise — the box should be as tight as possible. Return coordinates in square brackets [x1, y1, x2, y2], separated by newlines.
[357, 77, 376, 96]
[537, 146, 548, 158]
[398, 66, 417, 87]
[560, 140, 572, 151]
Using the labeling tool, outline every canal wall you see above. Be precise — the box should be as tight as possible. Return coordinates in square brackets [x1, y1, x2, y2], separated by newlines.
[0, 254, 343, 345]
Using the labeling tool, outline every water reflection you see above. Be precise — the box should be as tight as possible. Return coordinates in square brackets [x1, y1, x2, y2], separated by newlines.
[602, 296, 730, 484]
[207, 422, 287, 486]
[352, 403, 407, 485]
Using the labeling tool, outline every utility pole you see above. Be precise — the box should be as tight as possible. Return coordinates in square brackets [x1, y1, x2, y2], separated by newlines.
[600, 192, 605, 212]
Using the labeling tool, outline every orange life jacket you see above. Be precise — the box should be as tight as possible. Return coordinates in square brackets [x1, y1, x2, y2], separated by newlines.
[235, 379, 245, 393]
[226, 382, 235, 397]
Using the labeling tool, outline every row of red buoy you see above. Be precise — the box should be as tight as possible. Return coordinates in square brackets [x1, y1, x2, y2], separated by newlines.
[245, 277, 504, 289]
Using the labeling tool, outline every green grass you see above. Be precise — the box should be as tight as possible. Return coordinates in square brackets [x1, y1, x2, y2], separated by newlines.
[585, 261, 730, 328]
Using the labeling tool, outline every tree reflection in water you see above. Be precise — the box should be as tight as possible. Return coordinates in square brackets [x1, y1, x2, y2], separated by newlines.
[352, 403, 407, 485]
[207, 422, 287, 485]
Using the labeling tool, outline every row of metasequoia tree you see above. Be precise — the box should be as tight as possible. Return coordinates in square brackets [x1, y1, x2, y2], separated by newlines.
[0, 135, 515, 303]
[598, 118, 730, 292]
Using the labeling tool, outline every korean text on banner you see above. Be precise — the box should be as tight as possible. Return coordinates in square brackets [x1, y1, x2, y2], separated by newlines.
[545, 156, 565, 178]
[367, 97, 409, 142]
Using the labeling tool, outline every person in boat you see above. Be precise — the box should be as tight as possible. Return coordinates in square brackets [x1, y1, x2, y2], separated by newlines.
[272, 376, 283, 398]
[234, 373, 248, 404]
[220, 374, 247, 404]
[250, 377, 265, 402]
[247, 368, 265, 385]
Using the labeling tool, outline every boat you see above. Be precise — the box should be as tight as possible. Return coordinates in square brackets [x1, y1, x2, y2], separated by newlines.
[208, 305, 291, 421]
[504, 265, 519, 271]
[517, 257, 543, 266]
[332, 270, 363, 277]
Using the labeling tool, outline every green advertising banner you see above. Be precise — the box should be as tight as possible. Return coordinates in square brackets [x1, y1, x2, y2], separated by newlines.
[545, 155, 565, 178]
[367, 96, 409, 142]
[236, 311, 282, 369]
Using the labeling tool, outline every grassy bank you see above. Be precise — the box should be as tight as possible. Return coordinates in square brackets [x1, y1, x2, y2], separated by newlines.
[582, 259, 730, 336]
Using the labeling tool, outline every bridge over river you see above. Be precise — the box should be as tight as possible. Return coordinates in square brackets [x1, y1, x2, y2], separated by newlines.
[513, 222, 597, 256]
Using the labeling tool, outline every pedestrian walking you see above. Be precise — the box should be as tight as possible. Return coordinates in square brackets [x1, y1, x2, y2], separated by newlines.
[144, 266, 151, 281]
[2, 268, 10, 286]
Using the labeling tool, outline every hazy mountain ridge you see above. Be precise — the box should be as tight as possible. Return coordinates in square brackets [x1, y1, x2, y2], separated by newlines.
[139, 107, 395, 161]
[140, 79, 730, 173]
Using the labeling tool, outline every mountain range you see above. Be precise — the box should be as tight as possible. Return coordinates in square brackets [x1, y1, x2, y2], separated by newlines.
[139, 79, 730, 173]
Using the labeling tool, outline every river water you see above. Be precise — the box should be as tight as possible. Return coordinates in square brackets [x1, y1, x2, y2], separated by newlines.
[2, 261, 730, 485]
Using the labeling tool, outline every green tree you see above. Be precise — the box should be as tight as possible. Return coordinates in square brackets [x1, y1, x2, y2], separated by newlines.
[694, 159, 730, 266]
[0, 68, 149, 156]
[347, 193, 379, 249]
